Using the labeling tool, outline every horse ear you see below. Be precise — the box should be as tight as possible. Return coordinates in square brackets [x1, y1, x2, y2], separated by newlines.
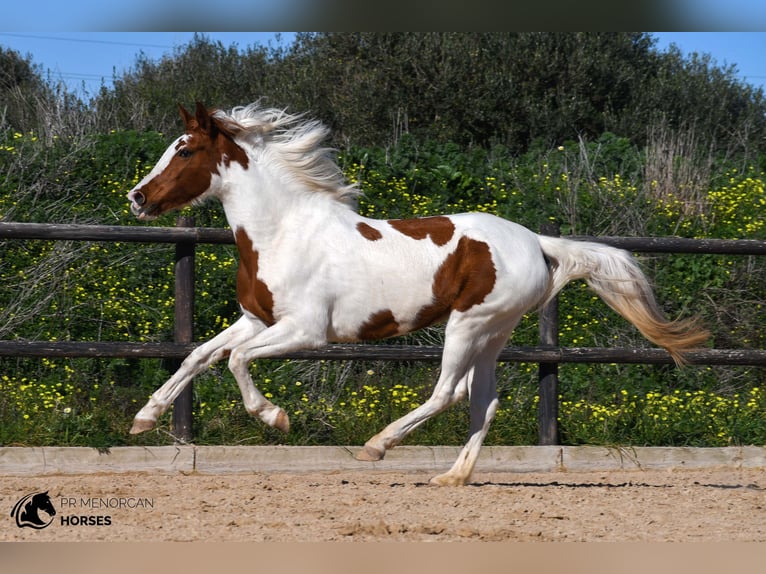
[179, 104, 194, 129]
[195, 102, 213, 133]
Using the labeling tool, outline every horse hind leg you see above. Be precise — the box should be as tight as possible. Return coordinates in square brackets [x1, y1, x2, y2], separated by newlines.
[428, 337, 505, 486]
[426, 306, 525, 486]
[356, 321, 480, 462]
[356, 367, 472, 462]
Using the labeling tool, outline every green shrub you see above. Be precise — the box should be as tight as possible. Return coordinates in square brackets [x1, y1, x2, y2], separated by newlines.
[0, 129, 763, 447]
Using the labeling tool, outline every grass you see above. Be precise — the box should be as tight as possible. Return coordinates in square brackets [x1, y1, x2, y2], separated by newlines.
[2, 358, 765, 449]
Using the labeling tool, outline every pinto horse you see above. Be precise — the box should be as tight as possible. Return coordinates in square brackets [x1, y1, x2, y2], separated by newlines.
[127, 102, 709, 486]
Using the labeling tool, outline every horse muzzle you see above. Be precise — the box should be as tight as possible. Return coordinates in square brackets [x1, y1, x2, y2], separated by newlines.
[127, 190, 158, 220]
[131, 190, 147, 206]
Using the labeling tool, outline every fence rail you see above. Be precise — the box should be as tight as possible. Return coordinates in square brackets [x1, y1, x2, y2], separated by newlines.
[1, 221, 765, 444]
[0, 221, 234, 244]
[0, 340, 764, 364]
[4, 221, 766, 253]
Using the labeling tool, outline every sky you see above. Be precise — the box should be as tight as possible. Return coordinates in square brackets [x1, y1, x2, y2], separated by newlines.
[0, 32, 293, 97]
[2, 32, 766, 99]
[652, 32, 766, 91]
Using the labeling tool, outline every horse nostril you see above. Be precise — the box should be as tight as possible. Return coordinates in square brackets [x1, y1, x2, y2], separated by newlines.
[134, 191, 146, 206]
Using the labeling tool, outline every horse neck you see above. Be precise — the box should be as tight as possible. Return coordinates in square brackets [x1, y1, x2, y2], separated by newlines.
[219, 166, 350, 245]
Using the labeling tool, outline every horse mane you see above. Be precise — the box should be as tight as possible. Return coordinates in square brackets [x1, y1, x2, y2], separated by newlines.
[211, 103, 360, 206]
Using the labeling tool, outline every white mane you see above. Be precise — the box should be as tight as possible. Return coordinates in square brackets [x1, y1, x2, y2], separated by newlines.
[212, 103, 360, 206]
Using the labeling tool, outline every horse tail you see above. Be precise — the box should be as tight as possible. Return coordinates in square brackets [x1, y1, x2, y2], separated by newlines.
[537, 235, 710, 366]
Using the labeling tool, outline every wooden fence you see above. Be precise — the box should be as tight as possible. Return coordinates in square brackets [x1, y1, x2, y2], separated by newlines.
[1, 220, 765, 444]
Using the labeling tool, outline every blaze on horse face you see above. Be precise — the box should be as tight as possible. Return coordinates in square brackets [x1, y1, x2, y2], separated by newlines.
[127, 102, 249, 220]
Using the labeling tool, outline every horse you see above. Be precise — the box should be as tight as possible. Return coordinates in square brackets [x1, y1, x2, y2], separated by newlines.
[11, 491, 56, 529]
[126, 102, 709, 486]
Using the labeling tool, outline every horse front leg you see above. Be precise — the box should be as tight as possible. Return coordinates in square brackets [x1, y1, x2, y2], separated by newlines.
[226, 319, 326, 433]
[130, 316, 265, 434]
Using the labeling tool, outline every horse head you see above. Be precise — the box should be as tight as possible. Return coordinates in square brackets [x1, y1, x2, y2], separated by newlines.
[127, 102, 249, 220]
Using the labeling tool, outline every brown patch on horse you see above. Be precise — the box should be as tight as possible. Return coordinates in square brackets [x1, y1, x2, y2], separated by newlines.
[413, 236, 497, 329]
[356, 222, 382, 241]
[357, 309, 400, 340]
[133, 103, 249, 217]
[388, 216, 455, 246]
[235, 227, 275, 326]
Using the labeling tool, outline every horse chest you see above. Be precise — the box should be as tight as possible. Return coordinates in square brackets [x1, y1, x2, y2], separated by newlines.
[234, 228, 276, 325]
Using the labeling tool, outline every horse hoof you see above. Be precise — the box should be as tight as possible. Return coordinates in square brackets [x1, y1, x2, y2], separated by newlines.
[273, 409, 290, 433]
[429, 473, 467, 487]
[130, 418, 156, 434]
[355, 445, 385, 462]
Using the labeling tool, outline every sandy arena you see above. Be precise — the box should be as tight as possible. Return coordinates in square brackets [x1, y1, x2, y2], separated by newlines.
[3, 464, 766, 542]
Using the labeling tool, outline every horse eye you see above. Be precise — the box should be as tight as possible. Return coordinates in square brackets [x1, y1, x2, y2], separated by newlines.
[177, 149, 193, 158]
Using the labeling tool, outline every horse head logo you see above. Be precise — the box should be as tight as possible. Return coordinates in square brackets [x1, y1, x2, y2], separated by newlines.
[11, 491, 56, 529]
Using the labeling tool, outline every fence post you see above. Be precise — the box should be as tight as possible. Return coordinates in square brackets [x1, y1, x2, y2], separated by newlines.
[172, 216, 195, 442]
[538, 222, 561, 445]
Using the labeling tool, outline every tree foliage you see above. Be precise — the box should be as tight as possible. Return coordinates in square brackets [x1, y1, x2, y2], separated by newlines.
[0, 47, 51, 132]
[86, 32, 766, 158]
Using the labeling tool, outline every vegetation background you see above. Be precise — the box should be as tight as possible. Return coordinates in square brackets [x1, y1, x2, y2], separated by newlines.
[0, 32, 764, 448]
